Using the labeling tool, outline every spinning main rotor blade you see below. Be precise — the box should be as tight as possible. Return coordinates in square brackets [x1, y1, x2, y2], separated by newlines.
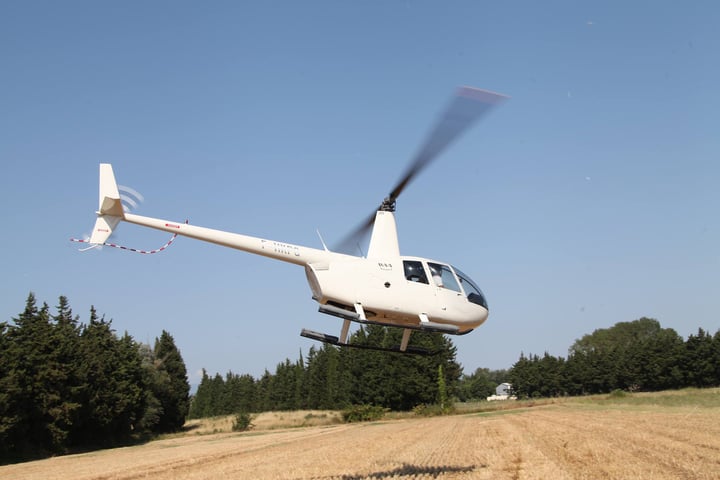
[336, 87, 508, 253]
[388, 87, 507, 205]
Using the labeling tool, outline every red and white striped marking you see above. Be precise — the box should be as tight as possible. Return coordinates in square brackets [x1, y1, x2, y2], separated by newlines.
[70, 220, 187, 254]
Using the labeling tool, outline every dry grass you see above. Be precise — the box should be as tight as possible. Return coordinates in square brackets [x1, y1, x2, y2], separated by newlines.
[182, 410, 342, 435]
[3, 389, 719, 479]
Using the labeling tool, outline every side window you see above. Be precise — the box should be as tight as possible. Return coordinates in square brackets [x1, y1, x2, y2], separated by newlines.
[428, 262, 461, 292]
[403, 260, 428, 284]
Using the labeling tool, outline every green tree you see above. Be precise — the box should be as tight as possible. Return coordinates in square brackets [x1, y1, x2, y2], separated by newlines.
[153, 331, 190, 432]
[271, 359, 299, 410]
[74, 309, 146, 445]
[3, 294, 85, 454]
[567, 318, 680, 393]
[255, 370, 273, 412]
[135, 343, 163, 433]
[0, 317, 21, 459]
[713, 330, 720, 386]
[188, 369, 211, 419]
[1, 294, 191, 461]
[457, 368, 497, 401]
[508, 353, 537, 398]
[305, 344, 349, 409]
[683, 328, 717, 388]
[225, 372, 257, 413]
[437, 365, 448, 410]
[631, 327, 684, 391]
[341, 326, 460, 410]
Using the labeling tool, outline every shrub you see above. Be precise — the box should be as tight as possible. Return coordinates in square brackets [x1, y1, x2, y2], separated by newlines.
[608, 389, 629, 399]
[232, 412, 254, 432]
[341, 404, 386, 423]
[413, 403, 456, 417]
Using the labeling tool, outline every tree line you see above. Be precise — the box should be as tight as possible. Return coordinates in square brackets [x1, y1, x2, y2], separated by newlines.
[190, 317, 720, 419]
[0, 294, 190, 463]
[189, 325, 463, 417]
[4, 291, 717, 462]
[508, 317, 720, 398]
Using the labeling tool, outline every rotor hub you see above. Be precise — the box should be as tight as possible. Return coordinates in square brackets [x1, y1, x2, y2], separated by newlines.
[379, 197, 396, 212]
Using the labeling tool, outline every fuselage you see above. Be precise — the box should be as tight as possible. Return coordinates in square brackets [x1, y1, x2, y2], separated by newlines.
[305, 255, 488, 332]
[122, 213, 488, 333]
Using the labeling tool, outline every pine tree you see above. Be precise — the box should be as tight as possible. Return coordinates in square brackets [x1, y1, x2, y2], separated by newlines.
[47, 296, 83, 450]
[188, 369, 211, 419]
[136, 343, 163, 432]
[74, 308, 146, 445]
[0, 318, 20, 459]
[6, 295, 69, 454]
[153, 331, 190, 432]
[683, 328, 716, 387]
[339, 326, 460, 410]
[255, 370, 273, 412]
[224, 372, 257, 414]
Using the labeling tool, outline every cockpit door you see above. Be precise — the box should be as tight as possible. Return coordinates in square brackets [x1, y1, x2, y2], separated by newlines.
[427, 262, 464, 315]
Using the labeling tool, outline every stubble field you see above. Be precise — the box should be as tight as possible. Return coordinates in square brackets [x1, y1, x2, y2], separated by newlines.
[4, 389, 719, 480]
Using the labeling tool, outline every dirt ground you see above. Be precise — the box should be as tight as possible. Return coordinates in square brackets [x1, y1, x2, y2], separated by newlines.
[3, 404, 720, 480]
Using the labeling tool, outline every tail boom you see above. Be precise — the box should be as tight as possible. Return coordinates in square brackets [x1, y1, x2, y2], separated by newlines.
[123, 212, 342, 266]
[83, 163, 351, 266]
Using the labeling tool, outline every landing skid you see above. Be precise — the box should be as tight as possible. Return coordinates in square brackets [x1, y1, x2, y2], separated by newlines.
[300, 328, 439, 356]
[302, 302, 468, 354]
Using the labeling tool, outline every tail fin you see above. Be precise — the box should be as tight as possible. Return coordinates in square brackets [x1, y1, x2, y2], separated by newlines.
[88, 164, 125, 244]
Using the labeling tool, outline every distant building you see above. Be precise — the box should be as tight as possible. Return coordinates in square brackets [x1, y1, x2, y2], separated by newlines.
[496, 383, 512, 396]
[487, 383, 515, 401]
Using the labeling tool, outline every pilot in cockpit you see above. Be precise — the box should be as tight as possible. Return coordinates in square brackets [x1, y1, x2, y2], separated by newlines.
[430, 264, 444, 288]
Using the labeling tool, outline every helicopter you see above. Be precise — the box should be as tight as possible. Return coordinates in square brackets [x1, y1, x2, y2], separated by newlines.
[78, 86, 507, 355]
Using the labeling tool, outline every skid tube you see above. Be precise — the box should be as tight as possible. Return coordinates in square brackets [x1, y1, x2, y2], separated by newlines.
[300, 329, 439, 356]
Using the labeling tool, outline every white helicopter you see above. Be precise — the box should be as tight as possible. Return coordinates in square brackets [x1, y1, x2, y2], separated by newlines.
[79, 86, 507, 355]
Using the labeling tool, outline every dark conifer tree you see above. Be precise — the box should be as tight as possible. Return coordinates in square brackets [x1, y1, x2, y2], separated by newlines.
[188, 369, 211, 419]
[153, 330, 190, 432]
[6, 295, 70, 453]
[683, 328, 717, 388]
[255, 370, 273, 411]
[75, 308, 146, 445]
[135, 343, 163, 432]
[225, 372, 257, 413]
[0, 315, 21, 459]
[48, 296, 84, 449]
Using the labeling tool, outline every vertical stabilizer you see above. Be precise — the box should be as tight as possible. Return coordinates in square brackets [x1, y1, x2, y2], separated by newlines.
[88, 164, 124, 244]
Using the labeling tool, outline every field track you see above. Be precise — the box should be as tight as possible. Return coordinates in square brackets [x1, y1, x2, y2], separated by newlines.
[4, 403, 720, 479]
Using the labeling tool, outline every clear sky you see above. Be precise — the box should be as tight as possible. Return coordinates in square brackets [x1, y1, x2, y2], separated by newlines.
[2, 1, 718, 384]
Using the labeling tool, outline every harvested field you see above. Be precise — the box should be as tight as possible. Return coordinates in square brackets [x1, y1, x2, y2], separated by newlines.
[4, 391, 720, 479]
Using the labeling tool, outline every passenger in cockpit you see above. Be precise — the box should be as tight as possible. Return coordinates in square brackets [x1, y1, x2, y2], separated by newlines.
[430, 264, 444, 288]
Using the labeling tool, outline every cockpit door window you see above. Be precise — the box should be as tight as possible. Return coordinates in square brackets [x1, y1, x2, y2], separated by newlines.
[403, 260, 429, 284]
[428, 262, 461, 292]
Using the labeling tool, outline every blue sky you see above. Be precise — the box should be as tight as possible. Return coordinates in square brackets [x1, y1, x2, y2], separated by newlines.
[2, 1, 718, 384]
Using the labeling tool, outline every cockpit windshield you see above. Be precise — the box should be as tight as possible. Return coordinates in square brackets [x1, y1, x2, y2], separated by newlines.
[453, 266, 489, 309]
[402, 259, 489, 309]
